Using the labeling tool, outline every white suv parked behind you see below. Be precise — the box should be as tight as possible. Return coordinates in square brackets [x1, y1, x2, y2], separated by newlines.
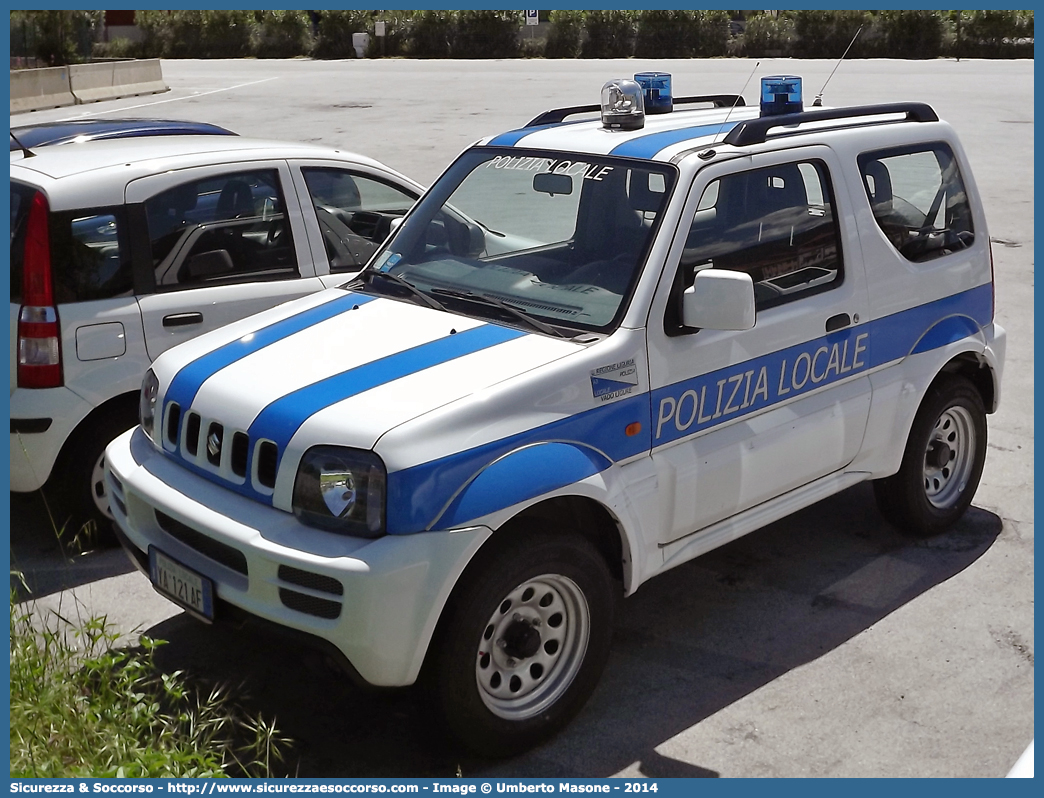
[108, 76, 1005, 756]
[11, 135, 421, 535]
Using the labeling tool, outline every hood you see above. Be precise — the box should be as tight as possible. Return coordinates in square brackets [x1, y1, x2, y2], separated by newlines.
[151, 289, 579, 501]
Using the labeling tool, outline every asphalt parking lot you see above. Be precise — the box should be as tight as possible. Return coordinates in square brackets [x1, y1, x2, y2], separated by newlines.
[10, 57, 1034, 778]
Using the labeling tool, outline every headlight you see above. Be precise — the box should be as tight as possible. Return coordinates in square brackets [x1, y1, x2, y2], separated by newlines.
[292, 446, 386, 537]
[140, 369, 159, 442]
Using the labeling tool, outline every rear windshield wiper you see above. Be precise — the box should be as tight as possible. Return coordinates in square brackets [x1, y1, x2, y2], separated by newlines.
[431, 288, 564, 338]
[350, 269, 446, 312]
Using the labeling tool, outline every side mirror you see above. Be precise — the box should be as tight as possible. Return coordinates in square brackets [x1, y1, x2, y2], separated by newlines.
[389, 216, 403, 234]
[682, 269, 756, 331]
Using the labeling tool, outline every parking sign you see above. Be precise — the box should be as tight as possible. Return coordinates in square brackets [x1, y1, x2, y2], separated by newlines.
[526, 10, 539, 26]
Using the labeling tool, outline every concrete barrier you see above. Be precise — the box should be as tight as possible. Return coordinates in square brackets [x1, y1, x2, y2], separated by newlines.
[71, 58, 168, 104]
[10, 66, 76, 113]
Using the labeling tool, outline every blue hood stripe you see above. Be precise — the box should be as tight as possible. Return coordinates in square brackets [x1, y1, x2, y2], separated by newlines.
[248, 324, 526, 461]
[165, 293, 374, 412]
[609, 121, 738, 159]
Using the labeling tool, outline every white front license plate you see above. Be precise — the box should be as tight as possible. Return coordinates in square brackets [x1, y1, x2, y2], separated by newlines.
[149, 546, 214, 622]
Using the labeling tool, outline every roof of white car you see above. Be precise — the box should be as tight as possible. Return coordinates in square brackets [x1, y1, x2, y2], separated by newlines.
[10, 135, 392, 182]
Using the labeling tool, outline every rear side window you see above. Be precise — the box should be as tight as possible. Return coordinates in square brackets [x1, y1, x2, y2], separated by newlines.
[10, 182, 133, 305]
[51, 209, 134, 303]
[858, 143, 974, 262]
[145, 169, 298, 289]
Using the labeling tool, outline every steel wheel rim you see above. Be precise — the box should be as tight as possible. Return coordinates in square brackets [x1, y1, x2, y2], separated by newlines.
[90, 450, 114, 520]
[475, 573, 590, 721]
[923, 405, 976, 509]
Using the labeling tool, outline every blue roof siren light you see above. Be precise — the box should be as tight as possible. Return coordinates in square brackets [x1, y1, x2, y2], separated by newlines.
[601, 78, 645, 130]
[761, 75, 803, 117]
[634, 71, 673, 115]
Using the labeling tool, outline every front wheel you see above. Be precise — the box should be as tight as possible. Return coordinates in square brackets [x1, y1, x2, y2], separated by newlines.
[425, 528, 616, 758]
[873, 374, 987, 536]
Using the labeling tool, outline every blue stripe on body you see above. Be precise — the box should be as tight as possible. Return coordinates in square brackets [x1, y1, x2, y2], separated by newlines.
[387, 392, 651, 533]
[165, 293, 375, 414]
[173, 324, 527, 505]
[609, 122, 738, 159]
[387, 283, 992, 534]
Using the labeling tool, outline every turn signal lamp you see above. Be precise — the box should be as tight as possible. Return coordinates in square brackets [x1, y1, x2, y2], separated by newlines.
[601, 78, 645, 130]
[760, 75, 803, 116]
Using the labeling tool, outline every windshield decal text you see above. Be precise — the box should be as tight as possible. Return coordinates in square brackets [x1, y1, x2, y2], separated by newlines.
[486, 155, 613, 181]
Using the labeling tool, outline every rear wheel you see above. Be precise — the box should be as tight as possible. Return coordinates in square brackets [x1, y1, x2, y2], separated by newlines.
[426, 528, 616, 758]
[49, 407, 136, 547]
[873, 375, 987, 536]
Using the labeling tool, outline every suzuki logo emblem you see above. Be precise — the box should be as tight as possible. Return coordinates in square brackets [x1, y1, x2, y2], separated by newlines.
[207, 431, 221, 459]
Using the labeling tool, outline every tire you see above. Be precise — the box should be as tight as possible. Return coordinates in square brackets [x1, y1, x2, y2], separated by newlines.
[873, 374, 987, 537]
[425, 527, 616, 758]
[48, 408, 136, 548]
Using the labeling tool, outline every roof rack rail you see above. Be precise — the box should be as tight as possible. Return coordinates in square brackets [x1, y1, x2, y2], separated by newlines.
[722, 102, 938, 147]
[526, 94, 745, 128]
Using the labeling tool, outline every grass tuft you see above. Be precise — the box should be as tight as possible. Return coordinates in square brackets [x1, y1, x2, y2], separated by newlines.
[10, 595, 292, 777]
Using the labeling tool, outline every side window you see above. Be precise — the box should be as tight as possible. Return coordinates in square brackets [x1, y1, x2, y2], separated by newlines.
[858, 143, 974, 262]
[145, 169, 298, 289]
[674, 159, 843, 325]
[302, 168, 417, 272]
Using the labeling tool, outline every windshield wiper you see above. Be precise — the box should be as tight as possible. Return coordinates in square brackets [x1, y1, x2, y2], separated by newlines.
[351, 269, 446, 312]
[431, 288, 564, 337]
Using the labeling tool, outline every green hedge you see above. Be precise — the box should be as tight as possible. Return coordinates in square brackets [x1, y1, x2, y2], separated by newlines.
[544, 10, 583, 58]
[581, 10, 635, 58]
[80, 9, 1037, 61]
[452, 11, 521, 59]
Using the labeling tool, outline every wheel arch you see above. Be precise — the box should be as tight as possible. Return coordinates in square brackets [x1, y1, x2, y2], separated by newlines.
[937, 350, 997, 414]
[52, 390, 139, 482]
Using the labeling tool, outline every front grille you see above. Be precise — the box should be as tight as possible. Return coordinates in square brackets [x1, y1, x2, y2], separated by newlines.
[168, 406, 278, 494]
[278, 565, 343, 596]
[112, 493, 127, 517]
[279, 589, 342, 619]
[155, 510, 248, 576]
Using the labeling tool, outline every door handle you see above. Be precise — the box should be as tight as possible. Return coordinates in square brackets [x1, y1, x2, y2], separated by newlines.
[825, 313, 851, 333]
[163, 312, 204, 328]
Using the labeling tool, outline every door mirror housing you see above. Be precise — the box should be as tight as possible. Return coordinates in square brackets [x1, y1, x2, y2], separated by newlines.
[682, 269, 756, 330]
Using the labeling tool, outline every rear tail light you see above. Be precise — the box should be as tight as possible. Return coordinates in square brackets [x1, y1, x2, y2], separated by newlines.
[17, 191, 62, 388]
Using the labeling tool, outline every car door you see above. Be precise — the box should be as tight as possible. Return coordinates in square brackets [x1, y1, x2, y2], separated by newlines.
[126, 161, 324, 361]
[646, 146, 872, 546]
[286, 160, 422, 289]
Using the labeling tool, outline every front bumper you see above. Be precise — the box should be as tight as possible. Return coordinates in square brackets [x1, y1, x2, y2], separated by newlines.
[105, 427, 491, 687]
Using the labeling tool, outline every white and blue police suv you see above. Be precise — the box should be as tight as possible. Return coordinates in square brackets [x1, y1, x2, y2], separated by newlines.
[107, 75, 1005, 756]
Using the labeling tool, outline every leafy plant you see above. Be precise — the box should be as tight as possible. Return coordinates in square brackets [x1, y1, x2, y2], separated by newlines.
[581, 10, 635, 58]
[10, 596, 291, 777]
[452, 11, 522, 59]
[544, 10, 583, 58]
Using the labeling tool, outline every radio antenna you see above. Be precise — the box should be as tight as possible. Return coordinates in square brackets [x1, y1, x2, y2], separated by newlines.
[713, 60, 760, 142]
[9, 130, 35, 158]
[813, 25, 863, 106]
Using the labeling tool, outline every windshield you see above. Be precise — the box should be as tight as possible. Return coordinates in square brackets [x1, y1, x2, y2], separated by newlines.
[356, 148, 676, 334]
